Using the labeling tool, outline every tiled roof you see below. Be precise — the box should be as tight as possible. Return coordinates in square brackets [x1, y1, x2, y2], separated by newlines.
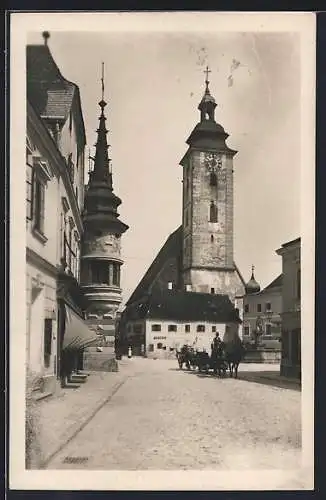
[41, 88, 75, 118]
[26, 44, 86, 144]
[127, 289, 241, 323]
[126, 225, 183, 305]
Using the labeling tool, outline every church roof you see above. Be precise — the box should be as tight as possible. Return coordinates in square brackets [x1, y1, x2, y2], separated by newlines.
[262, 274, 283, 292]
[126, 224, 245, 305]
[127, 289, 242, 323]
[26, 43, 86, 145]
[126, 226, 183, 305]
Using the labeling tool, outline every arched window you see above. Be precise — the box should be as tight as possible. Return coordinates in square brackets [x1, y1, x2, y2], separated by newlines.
[209, 201, 218, 223]
[210, 173, 217, 186]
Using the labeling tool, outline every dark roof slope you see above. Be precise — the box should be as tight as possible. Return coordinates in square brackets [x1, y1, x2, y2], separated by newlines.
[126, 289, 241, 323]
[127, 225, 245, 305]
[26, 44, 86, 145]
[262, 273, 283, 292]
[281, 237, 301, 248]
[126, 226, 183, 305]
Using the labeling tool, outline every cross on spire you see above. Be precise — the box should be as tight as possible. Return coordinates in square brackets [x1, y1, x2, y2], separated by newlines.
[204, 65, 211, 84]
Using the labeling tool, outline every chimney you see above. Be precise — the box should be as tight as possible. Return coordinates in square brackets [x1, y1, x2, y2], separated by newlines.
[168, 282, 173, 290]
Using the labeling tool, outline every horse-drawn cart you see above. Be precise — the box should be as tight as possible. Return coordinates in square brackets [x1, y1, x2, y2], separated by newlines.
[176, 341, 245, 379]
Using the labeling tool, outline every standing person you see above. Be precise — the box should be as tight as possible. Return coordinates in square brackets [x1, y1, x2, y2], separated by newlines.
[211, 332, 222, 353]
[128, 345, 132, 359]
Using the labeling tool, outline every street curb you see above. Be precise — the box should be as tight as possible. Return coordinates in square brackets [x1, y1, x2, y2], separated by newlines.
[40, 375, 129, 469]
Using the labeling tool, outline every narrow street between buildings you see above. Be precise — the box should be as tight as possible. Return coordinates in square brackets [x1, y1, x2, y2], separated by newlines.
[44, 358, 301, 471]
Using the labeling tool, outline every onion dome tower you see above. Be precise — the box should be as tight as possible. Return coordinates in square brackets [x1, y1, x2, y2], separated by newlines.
[80, 64, 129, 320]
[245, 265, 261, 295]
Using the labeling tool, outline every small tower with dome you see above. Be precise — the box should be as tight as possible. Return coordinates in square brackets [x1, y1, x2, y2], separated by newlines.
[245, 265, 261, 295]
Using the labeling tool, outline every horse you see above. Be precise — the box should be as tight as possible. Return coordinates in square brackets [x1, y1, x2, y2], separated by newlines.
[176, 346, 196, 370]
[210, 342, 228, 378]
[223, 340, 246, 378]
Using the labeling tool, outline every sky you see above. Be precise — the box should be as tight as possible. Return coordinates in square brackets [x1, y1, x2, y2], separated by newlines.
[27, 29, 301, 306]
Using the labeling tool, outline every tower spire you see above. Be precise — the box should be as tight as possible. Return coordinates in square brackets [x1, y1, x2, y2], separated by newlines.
[198, 65, 216, 122]
[91, 62, 112, 186]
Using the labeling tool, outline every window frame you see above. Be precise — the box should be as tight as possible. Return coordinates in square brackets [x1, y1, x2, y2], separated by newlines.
[209, 201, 218, 223]
[43, 318, 52, 368]
[151, 324, 161, 332]
[197, 324, 205, 333]
[265, 323, 272, 336]
[168, 324, 177, 332]
[33, 175, 46, 235]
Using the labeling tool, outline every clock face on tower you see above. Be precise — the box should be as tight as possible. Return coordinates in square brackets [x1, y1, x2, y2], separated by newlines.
[204, 152, 222, 173]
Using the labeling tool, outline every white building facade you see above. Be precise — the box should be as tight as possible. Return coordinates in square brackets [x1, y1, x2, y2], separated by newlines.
[26, 37, 91, 394]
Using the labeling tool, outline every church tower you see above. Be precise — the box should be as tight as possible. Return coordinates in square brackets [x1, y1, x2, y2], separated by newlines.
[180, 67, 244, 303]
[81, 64, 129, 321]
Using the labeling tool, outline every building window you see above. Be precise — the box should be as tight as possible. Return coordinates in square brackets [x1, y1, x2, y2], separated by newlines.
[185, 324, 190, 333]
[210, 235, 214, 243]
[34, 177, 45, 234]
[43, 318, 52, 368]
[210, 172, 217, 186]
[157, 343, 163, 349]
[91, 261, 109, 284]
[244, 326, 250, 336]
[197, 325, 205, 332]
[151, 324, 161, 332]
[257, 303, 262, 313]
[244, 304, 249, 313]
[133, 324, 143, 334]
[26, 162, 33, 220]
[265, 302, 271, 312]
[212, 326, 216, 333]
[209, 201, 218, 223]
[265, 324, 272, 336]
[113, 264, 120, 286]
[168, 325, 177, 332]
[297, 269, 301, 299]
[148, 344, 154, 352]
[211, 288, 215, 294]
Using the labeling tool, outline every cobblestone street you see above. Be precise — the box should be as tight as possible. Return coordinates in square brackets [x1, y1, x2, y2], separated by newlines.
[45, 358, 301, 471]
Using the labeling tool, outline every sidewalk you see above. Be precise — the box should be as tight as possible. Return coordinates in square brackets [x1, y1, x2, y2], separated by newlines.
[237, 369, 301, 390]
[37, 370, 129, 467]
